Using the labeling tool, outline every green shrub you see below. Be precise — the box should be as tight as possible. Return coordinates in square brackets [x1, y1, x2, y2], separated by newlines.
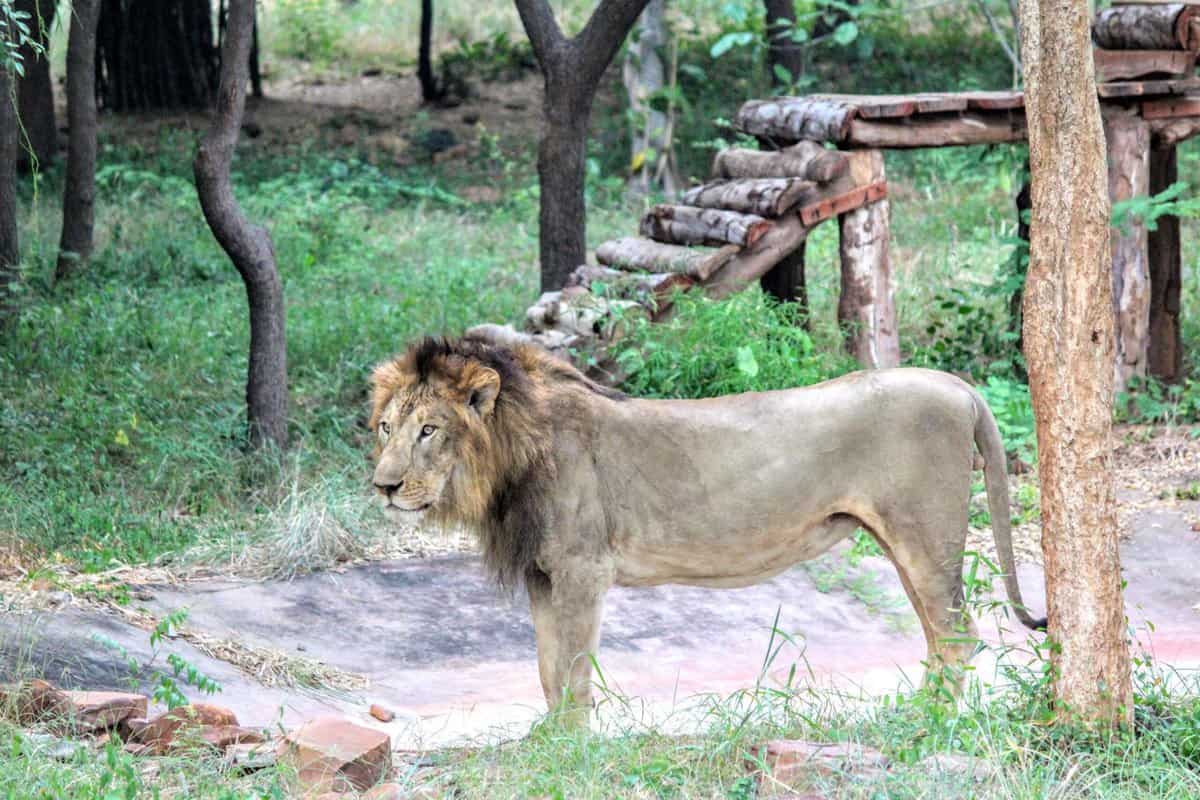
[270, 0, 345, 63]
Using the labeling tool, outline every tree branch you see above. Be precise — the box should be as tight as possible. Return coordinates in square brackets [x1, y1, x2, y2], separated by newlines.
[575, 0, 653, 85]
[515, 0, 567, 69]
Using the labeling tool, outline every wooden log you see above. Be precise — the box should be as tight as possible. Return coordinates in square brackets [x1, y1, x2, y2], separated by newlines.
[1148, 142, 1184, 381]
[595, 237, 739, 282]
[799, 181, 887, 226]
[734, 97, 855, 143]
[682, 177, 814, 217]
[1142, 94, 1200, 119]
[846, 112, 1027, 148]
[706, 213, 812, 298]
[759, 243, 808, 326]
[1104, 108, 1152, 391]
[639, 204, 772, 248]
[1149, 114, 1200, 145]
[1093, 4, 1198, 50]
[960, 90, 1025, 110]
[837, 152, 899, 369]
[712, 141, 848, 183]
[813, 92, 968, 115]
[1094, 48, 1196, 81]
[1097, 77, 1200, 98]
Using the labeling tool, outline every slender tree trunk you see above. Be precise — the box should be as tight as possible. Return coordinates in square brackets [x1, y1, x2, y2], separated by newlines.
[57, 0, 103, 281]
[624, 0, 677, 194]
[763, 0, 803, 87]
[812, 0, 858, 38]
[194, 0, 287, 451]
[418, 0, 443, 103]
[1018, 0, 1132, 725]
[15, 0, 57, 170]
[0, 64, 19, 321]
[517, 0, 653, 291]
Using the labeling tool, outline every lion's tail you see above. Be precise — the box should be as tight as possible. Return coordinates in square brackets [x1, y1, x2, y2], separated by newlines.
[973, 391, 1047, 632]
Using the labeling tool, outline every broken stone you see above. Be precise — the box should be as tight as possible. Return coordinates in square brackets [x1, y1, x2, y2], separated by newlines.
[130, 703, 239, 755]
[199, 725, 267, 750]
[12, 679, 70, 724]
[748, 740, 889, 795]
[278, 716, 392, 794]
[369, 703, 395, 723]
[63, 690, 148, 732]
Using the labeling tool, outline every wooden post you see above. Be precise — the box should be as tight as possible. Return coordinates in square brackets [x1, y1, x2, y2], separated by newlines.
[837, 150, 899, 368]
[1103, 108, 1151, 392]
[1148, 142, 1183, 382]
[760, 244, 808, 326]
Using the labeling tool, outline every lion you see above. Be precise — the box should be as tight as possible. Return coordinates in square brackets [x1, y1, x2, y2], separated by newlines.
[367, 329, 1045, 722]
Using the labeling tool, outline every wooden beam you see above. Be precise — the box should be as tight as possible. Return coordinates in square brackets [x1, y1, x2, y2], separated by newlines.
[1142, 94, 1200, 118]
[1094, 48, 1196, 82]
[799, 181, 887, 225]
[1149, 113, 1200, 145]
[1148, 142, 1184, 381]
[734, 97, 855, 143]
[846, 111, 1027, 148]
[1098, 78, 1200, 98]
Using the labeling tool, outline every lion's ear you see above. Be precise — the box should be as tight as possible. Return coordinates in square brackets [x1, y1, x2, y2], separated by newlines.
[466, 367, 501, 418]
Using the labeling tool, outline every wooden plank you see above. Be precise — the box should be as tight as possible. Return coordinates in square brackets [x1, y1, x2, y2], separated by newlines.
[1098, 78, 1200, 97]
[640, 205, 772, 248]
[846, 111, 1027, 147]
[1142, 94, 1200, 118]
[960, 90, 1025, 110]
[1094, 48, 1196, 82]
[799, 181, 887, 226]
[734, 97, 855, 143]
[913, 94, 969, 113]
[809, 94, 917, 119]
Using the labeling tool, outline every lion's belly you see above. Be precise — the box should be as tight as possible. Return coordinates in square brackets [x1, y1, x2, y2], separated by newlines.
[611, 513, 861, 588]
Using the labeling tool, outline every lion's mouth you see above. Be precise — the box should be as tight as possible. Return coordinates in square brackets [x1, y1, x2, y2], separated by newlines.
[385, 501, 433, 513]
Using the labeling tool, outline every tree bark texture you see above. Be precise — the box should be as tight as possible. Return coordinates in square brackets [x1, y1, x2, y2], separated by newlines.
[97, 0, 219, 111]
[623, 0, 677, 194]
[763, 0, 803, 88]
[1104, 109, 1151, 392]
[194, 0, 287, 451]
[0, 63, 18, 320]
[57, 0, 103, 281]
[683, 177, 814, 217]
[516, 0, 653, 291]
[1147, 143, 1183, 382]
[838, 194, 898, 369]
[640, 204, 771, 248]
[712, 141, 848, 183]
[1092, 4, 1198, 51]
[1018, 0, 1132, 725]
[15, 0, 56, 170]
[417, 0, 443, 103]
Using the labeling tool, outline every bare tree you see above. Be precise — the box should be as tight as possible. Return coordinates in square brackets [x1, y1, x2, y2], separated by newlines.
[15, 0, 56, 170]
[763, 0, 803, 88]
[624, 0, 678, 194]
[1018, 0, 1132, 723]
[57, 0, 103, 281]
[194, 0, 288, 451]
[516, 0, 652, 291]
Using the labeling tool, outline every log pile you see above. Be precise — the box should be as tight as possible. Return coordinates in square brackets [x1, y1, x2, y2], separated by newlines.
[513, 141, 888, 371]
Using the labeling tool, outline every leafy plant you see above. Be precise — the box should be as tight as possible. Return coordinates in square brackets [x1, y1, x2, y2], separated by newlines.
[93, 609, 221, 709]
[977, 375, 1036, 465]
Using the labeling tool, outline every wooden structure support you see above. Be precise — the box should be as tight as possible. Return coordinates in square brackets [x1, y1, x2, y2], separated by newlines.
[1104, 108, 1152, 389]
[1148, 140, 1184, 381]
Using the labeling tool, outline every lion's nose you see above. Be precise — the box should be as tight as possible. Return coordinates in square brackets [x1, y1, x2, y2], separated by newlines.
[374, 479, 404, 496]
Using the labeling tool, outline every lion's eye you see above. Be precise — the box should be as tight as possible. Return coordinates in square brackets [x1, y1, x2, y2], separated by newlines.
[420, 424, 437, 438]
[379, 421, 390, 439]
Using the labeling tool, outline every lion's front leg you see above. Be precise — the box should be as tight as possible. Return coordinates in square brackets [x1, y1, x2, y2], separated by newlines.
[527, 566, 609, 726]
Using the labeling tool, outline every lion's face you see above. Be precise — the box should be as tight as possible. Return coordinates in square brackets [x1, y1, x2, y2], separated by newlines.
[369, 353, 501, 519]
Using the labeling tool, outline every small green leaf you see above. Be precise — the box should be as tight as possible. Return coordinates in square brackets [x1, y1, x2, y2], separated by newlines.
[833, 21, 859, 45]
[735, 346, 759, 378]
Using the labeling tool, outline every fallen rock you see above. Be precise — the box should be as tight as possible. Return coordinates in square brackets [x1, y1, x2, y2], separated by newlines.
[130, 703, 239, 755]
[11, 679, 70, 724]
[369, 703, 395, 723]
[748, 740, 889, 795]
[63, 690, 148, 732]
[200, 725, 267, 750]
[278, 716, 392, 794]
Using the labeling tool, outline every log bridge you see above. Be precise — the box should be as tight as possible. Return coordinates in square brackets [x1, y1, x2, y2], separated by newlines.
[508, 0, 1197, 389]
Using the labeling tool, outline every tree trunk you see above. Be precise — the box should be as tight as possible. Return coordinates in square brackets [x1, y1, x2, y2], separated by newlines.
[15, 0, 57, 171]
[624, 0, 677, 194]
[194, 0, 287, 451]
[0, 63, 19, 322]
[517, 0, 653, 291]
[763, 0, 803, 87]
[760, 244, 807, 320]
[417, 0, 443, 103]
[57, 0, 103, 281]
[1147, 143, 1183, 382]
[97, 0, 219, 111]
[1018, 0, 1132, 725]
